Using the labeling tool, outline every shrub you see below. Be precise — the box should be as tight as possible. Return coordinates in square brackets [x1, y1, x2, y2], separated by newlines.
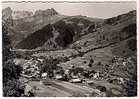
[3, 79, 25, 97]
[127, 39, 137, 51]
[3, 60, 22, 82]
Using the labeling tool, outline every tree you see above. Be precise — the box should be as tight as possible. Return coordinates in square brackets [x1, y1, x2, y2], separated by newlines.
[88, 56, 94, 67]
[2, 23, 13, 62]
[2, 23, 24, 96]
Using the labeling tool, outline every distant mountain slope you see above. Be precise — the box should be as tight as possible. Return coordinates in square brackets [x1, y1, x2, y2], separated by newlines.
[15, 15, 103, 49]
[15, 24, 54, 49]
[71, 10, 136, 51]
[15, 10, 136, 54]
[69, 10, 136, 64]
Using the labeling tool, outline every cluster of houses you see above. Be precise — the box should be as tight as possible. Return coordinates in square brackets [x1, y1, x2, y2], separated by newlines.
[41, 65, 101, 83]
[21, 55, 130, 88]
[19, 55, 134, 97]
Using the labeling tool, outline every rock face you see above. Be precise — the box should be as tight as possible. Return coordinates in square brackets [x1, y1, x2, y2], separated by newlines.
[2, 7, 13, 26]
[12, 11, 33, 19]
[34, 8, 58, 16]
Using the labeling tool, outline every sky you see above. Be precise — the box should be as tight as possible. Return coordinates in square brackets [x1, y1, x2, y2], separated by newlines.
[2, 1, 136, 19]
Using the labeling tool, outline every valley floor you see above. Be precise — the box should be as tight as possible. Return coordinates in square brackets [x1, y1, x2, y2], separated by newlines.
[28, 80, 106, 97]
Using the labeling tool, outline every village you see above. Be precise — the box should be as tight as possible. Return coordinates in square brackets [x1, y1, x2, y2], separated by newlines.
[13, 54, 135, 97]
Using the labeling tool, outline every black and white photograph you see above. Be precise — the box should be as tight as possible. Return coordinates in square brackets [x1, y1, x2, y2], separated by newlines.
[2, 1, 137, 97]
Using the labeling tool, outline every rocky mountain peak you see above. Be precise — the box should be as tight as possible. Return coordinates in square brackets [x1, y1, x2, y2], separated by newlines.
[2, 7, 13, 26]
[2, 7, 12, 13]
[34, 8, 58, 16]
[2, 7, 12, 19]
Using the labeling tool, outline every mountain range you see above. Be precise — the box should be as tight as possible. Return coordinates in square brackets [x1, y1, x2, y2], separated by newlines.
[2, 7, 136, 59]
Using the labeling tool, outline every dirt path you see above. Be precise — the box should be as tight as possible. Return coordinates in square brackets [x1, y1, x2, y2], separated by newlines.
[28, 80, 96, 97]
[28, 81, 72, 97]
